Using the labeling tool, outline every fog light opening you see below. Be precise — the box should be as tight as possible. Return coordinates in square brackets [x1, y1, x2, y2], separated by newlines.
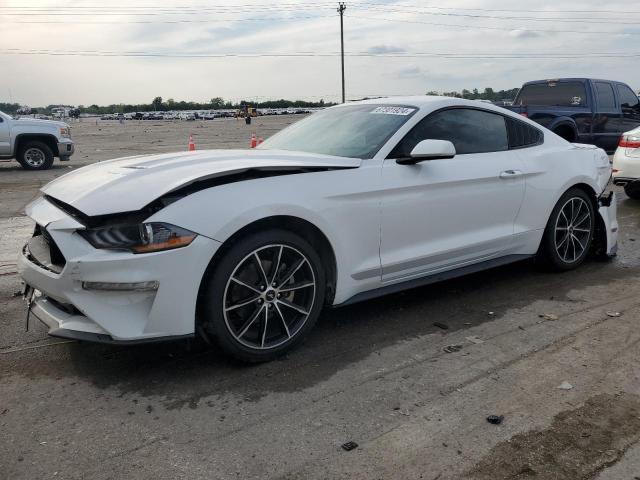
[82, 281, 159, 292]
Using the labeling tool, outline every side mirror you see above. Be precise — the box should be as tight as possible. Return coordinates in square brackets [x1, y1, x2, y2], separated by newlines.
[396, 139, 456, 165]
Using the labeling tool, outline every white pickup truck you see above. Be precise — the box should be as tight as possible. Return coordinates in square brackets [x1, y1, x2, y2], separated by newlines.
[0, 110, 75, 170]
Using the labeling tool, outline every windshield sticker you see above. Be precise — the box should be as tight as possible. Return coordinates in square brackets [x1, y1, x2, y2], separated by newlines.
[571, 96, 582, 105]
[371, 106, 415, 116]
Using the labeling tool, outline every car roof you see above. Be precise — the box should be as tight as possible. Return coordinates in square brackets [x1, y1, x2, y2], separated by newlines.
[339, 95, 520, 117]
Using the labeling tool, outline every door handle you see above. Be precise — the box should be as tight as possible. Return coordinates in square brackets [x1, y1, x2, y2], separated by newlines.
[499, 169, 523, 179]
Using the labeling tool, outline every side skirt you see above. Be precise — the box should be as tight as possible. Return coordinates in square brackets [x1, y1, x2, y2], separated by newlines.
[335, 254, 534, 307]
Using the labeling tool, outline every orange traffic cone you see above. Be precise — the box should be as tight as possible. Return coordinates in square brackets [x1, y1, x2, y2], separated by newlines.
[258, 137, 264, 145]
[188, 134, 196, 151]
[250, 134, 257, 148]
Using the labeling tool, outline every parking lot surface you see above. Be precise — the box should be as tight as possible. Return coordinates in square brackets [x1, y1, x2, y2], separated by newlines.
[2, 117, 640, 479]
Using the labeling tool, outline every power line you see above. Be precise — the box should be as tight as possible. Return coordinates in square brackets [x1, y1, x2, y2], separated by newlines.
[349, 5, 640, 25]
[1, 16, 335, 25]
[350, 14, 640, 36]
[1, 48, 639, 59]
[3, 2, 640, 15]
[2, 3, 638, 23]
[5, 14, 639, 37]
[350, 2, 640, 15]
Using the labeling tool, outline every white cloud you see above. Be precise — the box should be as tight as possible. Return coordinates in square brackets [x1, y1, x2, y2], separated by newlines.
[509, 30, 541, 38]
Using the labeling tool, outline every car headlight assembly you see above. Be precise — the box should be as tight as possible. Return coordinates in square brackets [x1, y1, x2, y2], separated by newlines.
[78, 222, 196, 253]
[59, 127, 71, 138]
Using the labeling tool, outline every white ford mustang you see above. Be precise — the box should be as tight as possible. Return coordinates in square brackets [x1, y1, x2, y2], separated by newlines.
[20, 96, 618, 362]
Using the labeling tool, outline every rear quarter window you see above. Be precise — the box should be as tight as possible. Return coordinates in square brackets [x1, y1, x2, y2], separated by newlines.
[506, 117, 543, 149]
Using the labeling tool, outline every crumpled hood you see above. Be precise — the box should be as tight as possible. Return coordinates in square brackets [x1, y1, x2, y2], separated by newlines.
[41, 149, 361, 216]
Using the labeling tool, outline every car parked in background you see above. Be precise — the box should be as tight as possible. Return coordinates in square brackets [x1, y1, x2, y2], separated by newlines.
[20, 97, 617, 362]
[506, 78, 640, 153]
[0, 110, 74, 170]
[612, 126, 640, 199]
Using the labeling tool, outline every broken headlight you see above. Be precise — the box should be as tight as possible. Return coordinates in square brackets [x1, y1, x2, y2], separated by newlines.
[78, 222, 196, 253]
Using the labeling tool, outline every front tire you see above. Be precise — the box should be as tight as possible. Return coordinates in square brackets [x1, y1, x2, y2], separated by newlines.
[201, 229, 326, 363]
[17, 141, 54, 170]
[536, 188, 595, 271]
[624, 183, 640, 200]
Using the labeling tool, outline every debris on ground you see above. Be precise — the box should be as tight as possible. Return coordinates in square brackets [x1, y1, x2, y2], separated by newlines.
[443, 344, 463, 353]
[606, 311, 621, 318]
[433, 322, 449, 330]
[557, 381, 574, 390]
[465, 336, 484, 345]
[539, 313, 559, 321]
[341, 441, 358, 451]
[486, 415, 504, 425]
[488, 311, 495, 316]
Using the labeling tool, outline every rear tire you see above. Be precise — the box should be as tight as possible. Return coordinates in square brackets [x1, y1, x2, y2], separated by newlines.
[536, 188, 595, 271]
[17, 141, 54, 170]
[201, 229, 326, 363]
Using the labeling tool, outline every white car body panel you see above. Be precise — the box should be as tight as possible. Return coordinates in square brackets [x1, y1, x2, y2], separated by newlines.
[612, 126, 640, 181]
[20, 196, 221, 340]
[19, 96, 618, 343]
[379, 149, 526, 282]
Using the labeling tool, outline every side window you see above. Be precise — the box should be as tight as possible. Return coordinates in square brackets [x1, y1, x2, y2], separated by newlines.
[595, 82, 616, 109]
[617, 84, 640, 109]
[389, 108, 508, 157]
[505, 117, 543, 149]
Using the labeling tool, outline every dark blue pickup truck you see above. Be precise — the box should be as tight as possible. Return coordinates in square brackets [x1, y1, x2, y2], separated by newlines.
[506, 78, 640, 153]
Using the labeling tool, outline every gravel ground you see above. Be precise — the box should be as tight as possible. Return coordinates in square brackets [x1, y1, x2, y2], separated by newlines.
[1, 117, 640, 479]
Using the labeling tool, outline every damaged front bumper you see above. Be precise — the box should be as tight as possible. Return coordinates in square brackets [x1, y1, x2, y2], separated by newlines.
[19, 196, 221, 344]
[597, 190, 618, 257]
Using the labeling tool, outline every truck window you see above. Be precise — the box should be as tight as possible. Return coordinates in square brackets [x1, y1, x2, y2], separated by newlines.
[595, 82, 616, 109]
[515, 82, 587, 107]
[617, 84, 640, 108]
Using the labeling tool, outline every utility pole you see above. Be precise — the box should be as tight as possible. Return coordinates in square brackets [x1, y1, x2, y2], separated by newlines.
[337, 2, 346, 103]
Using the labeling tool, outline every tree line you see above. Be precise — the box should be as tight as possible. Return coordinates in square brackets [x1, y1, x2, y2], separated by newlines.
[1, 88, 521, 116]
[0, 97, 332, 115]
[426, 87, 520, 102]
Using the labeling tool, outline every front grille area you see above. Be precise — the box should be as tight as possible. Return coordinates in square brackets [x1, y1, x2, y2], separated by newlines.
[25, 225, 67, 273]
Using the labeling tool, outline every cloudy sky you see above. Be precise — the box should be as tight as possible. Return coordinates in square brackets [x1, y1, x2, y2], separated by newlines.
[1, 0, 639, 106]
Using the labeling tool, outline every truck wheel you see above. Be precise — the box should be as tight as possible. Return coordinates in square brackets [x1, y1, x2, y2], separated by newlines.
[18, 141, 54, 170]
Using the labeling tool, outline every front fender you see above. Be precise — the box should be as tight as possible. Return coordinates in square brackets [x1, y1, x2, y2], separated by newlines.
[145, 165, 385, 304]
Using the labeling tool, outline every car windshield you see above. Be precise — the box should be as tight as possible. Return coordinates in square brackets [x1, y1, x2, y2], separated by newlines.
[259, 104, 417, 159]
